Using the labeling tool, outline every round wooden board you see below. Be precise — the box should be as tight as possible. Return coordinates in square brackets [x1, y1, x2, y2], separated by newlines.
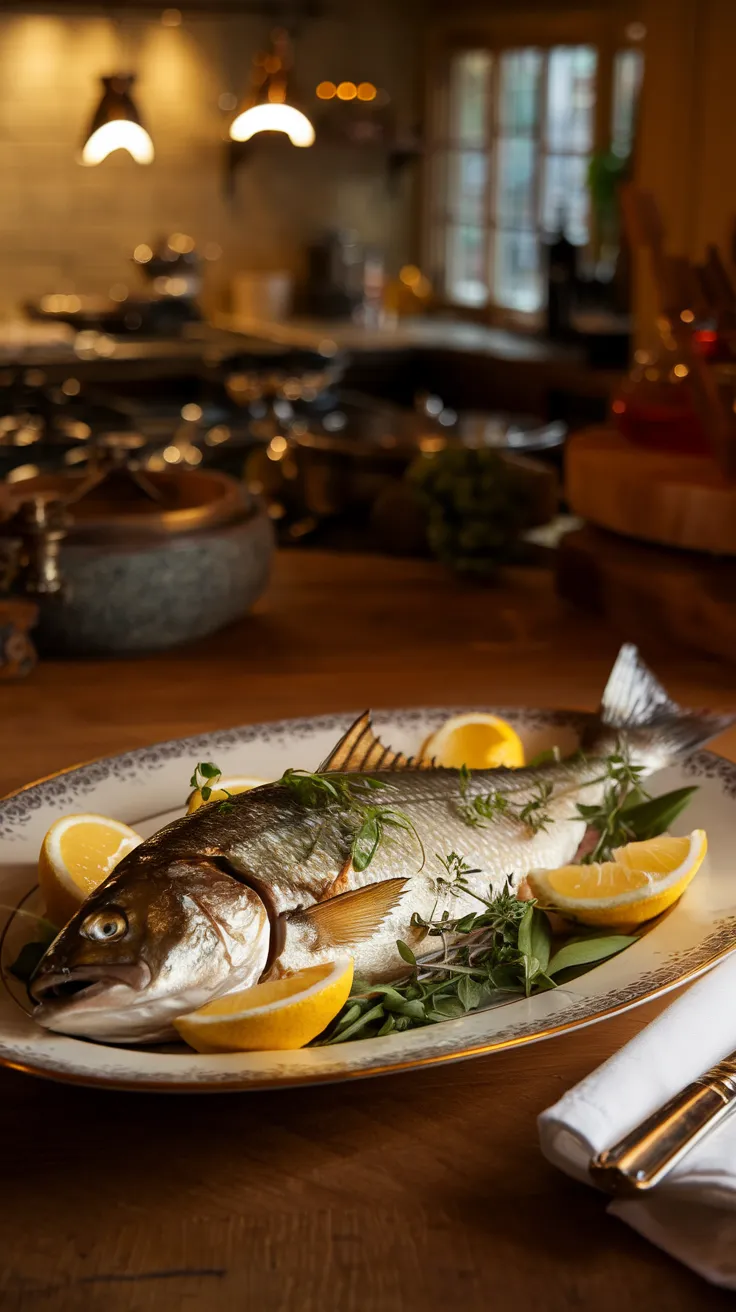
[565, 427, 736, 555]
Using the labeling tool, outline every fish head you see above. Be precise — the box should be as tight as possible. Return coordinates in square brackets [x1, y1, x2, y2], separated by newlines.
[30, 854, 271, 1044]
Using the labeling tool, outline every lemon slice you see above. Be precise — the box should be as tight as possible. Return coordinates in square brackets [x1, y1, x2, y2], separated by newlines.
[421, 713, 524, 769]
[174, 956, 354, 1053]
[187, 775, 270, 814]
[39, 814, 142, 928]
[527, 830, 708, 928]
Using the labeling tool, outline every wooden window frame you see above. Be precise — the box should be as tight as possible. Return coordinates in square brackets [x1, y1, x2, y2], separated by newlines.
[423, 10, 643, 330]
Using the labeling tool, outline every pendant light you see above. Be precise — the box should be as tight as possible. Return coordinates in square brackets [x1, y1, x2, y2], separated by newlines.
[229, 28, 314, 148]
[81, 74, 154, 166]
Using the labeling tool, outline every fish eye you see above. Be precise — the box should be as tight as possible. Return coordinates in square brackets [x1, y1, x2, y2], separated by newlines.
[80, 910, 128, 942]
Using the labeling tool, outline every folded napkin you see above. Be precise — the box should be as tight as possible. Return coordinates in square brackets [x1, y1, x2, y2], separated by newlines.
[538, 951, 736, 1289]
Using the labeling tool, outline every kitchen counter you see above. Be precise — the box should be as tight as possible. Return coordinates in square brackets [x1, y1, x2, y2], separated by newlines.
[0, 550, 734, 1312]
[222, 311, 581, 362]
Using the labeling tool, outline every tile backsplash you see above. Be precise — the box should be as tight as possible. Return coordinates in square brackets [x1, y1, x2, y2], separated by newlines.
[0, 4, 422, 317]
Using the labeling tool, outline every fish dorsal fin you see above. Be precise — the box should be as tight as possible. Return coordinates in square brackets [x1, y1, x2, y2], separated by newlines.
[319, 711, 434, 773]
[289, 877, 408, 948]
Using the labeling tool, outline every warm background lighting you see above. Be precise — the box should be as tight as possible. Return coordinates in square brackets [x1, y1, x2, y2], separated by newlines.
[336, 82, 357, 101]
[82, 120, 154, 166]
[230, 102, 315, 147]
[316, 81, 336, 100]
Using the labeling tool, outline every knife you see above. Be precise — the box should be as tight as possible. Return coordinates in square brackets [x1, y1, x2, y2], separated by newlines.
[589, 1051, 736, 1196]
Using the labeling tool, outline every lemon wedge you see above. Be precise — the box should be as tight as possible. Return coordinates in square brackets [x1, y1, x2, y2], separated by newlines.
[174, 956, 354, 1053]
[187, 775, 270, 814]
[421, 713, 525, 769]
[527, 830, 708, 929]
[39, 813, 142, 928]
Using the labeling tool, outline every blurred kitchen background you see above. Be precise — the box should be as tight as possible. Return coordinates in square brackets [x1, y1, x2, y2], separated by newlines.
[1, 0, 735, 665]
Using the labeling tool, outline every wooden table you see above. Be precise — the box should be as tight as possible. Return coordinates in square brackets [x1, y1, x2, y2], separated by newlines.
[1, 551, 735, 1312]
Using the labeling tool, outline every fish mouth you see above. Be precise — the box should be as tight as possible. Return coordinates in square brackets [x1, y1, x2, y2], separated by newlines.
[31, 962, 151, 1011]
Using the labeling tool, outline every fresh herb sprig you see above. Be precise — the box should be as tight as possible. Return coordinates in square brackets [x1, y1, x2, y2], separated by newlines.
[576, 750, 698, 863]
[278, 768, 425, 873]
[189, 762, 236, 813]
[457, 765, 553, 835]
[315, 874, 635, 1045]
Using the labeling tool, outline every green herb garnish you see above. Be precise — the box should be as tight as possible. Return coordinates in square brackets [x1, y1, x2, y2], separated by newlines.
[576, 750, 698, 863]
[189, 761, 236, 813]
[278, 768, 425, 873]
[457, 766, 553, 835]
[315, 871, 636, 1044]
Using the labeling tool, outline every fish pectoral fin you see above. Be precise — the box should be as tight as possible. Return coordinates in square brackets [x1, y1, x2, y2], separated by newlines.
[318, 710, 435, 773]
[288, 876, 409, 948]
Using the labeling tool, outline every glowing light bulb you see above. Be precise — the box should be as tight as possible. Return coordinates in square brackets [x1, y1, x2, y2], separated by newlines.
[82, 120, 154, 166]
[229, 102, 315, 147]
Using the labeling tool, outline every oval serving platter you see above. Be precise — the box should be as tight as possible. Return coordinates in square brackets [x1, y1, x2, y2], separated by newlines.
[1, 708, 735, 1093]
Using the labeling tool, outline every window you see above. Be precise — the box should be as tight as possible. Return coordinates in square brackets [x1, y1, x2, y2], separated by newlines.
[427, 41, 643, 314]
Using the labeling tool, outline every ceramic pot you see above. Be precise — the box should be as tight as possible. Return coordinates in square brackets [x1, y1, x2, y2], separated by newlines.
[5, 468, 274, 656]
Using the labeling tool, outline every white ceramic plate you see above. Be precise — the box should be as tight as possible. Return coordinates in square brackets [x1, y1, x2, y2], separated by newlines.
[1, 708, 735, 1093]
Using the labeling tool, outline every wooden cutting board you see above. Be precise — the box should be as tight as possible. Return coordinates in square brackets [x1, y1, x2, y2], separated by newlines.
[557, 525, 736, 661]
[565, 427, 736, 555]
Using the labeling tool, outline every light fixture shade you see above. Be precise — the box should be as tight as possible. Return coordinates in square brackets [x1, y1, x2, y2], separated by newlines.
[230, 102, 315, 147]
[229, 29, 314, 149]
[81, 75, 154, 166]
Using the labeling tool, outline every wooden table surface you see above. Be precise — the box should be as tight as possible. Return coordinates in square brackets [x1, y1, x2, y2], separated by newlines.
[1, 550, 735, 1312]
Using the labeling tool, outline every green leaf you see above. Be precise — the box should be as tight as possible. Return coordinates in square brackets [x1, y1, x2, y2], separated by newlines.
[457, 975, 484, 1011]
[389, 998, 427, 1021]
[321, 1002, 387, 1044]
[454, 912, 479, 934]
[431, 995, 466, 1019]
[9, 940, 49, 983]
[527, 746, 561, 768]
[334, 1003, 363, 1031]
[352, 816, 381, 872]
[201, 786, 212, 802]
[396, 939, 417, 967]
[523, 954, 541, 997]
[377, 1014, 396, 1036]
[517, 903, 535, 957]
[199, 762, 222, 779]
[547, 934, 637, 976]
[623, 788, 699, 841]
[528, 906, 552, 972]
[393, 1015, 415, 1031]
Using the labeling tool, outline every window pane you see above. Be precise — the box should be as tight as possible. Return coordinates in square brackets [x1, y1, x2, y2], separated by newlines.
[499, 50, 542, 136]
[494, 230, 541, 312]
[542, 154, 590, 242]
[448, 150, 488, 223]
[428, 150, 449, 219]
[446, 224, 488, 306]
[495, 138, 536, 229]
[448, 51, 492, 146]
[546, 46, 597, 152]
[612, 48, 644, 158]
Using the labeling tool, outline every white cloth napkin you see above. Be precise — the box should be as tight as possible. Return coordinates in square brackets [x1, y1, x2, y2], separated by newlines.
[538, 952, 736, 1289]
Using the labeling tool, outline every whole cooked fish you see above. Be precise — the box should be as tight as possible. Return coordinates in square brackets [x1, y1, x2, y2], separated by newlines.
[31, 646, 732, 1044]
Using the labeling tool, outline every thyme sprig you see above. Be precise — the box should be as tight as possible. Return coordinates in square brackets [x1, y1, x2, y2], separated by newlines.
[278, 768, 425, 873]
[457, 764, 553, 835]
[575, 750, 698, 863]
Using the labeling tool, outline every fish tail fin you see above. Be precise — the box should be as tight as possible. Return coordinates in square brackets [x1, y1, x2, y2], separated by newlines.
[587, 643, 734, 763]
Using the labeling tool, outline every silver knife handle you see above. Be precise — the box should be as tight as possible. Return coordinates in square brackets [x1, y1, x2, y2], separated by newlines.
[589, 1063, 736, 1196]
